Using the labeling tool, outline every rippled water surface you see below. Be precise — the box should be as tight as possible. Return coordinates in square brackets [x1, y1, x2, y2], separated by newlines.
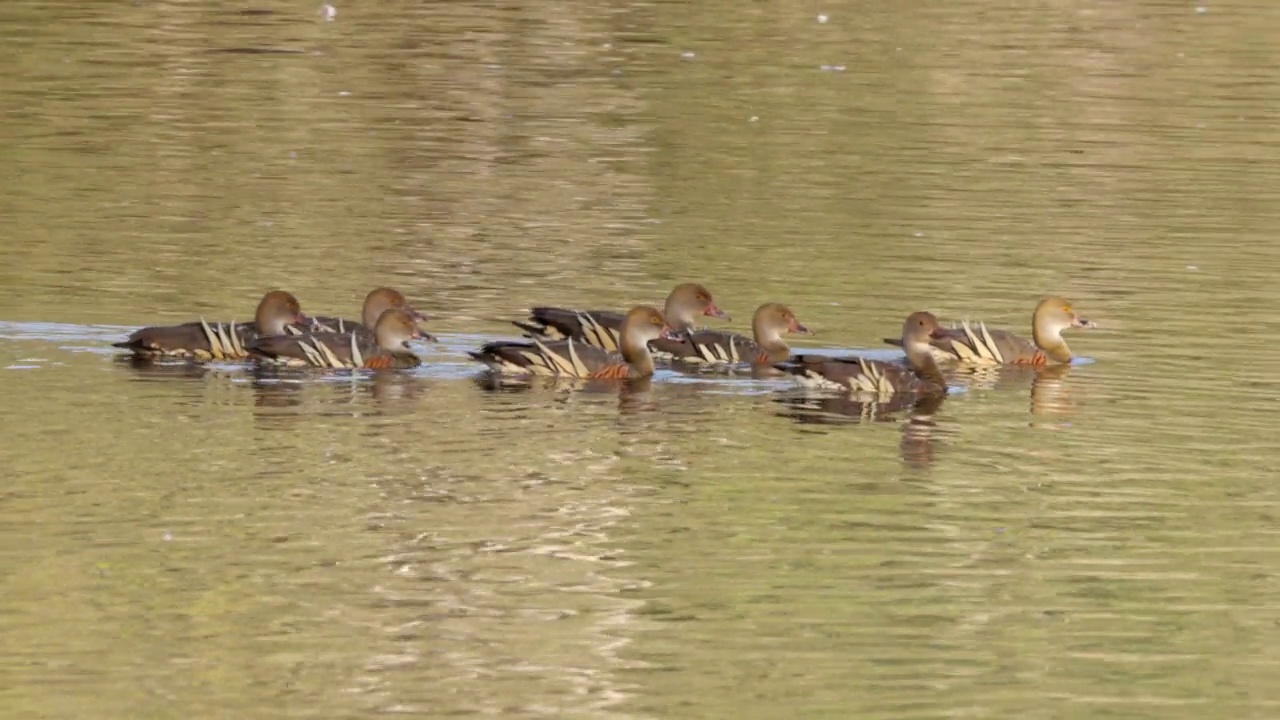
[2, 1, 1278, 718]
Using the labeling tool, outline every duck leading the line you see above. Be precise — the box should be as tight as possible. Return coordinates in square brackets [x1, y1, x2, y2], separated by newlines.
[512, 283, 728, 353]
[649, 302, 812, 366]
[777, 311, 948, 397]
[249, 308, 435, 369]
[471, 305, 675, 379]
[112, 290, 310, 360]
[884, 296, 1096, 366]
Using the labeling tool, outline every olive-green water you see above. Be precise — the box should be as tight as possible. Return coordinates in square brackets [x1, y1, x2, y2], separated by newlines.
[2, 1, 1278, 718]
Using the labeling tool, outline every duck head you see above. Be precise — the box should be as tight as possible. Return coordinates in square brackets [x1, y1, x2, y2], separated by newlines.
[753, 302, 811, 344]
[622, 305, 676, 346]
[374, 308, 435, 349]
[362, 287, 427, 329]
[1032, 296, 1095, 363]
[256, 290, 310, 335]
[664, 283, 729, 331]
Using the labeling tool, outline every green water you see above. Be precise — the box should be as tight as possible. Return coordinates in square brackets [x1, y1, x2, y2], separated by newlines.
[1, 1, 1277, 718]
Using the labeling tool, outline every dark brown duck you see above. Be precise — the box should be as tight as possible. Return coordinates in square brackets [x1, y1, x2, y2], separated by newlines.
[473, 305, 674, 379]
[512, 283, 727, 353]
[650, 302, 811, 366]
[883, 296, 1096, 366]
[249, 308, 434, 370]
[777, 312, 949, 397]
[112, 290, 309, 360]
[306, 287, 427, 338]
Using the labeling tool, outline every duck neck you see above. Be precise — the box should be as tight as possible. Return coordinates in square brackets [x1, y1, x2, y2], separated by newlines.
[363, 303, 387, 329]
[905, 344, 947, 389]
[1032, 322, 1073, 364]
[257, 308, 287, 336]
[753, 323, 789, 361]
[375, 329, 401, 351]
[620, 333, 656, 377]
[664, 301, 695, 333]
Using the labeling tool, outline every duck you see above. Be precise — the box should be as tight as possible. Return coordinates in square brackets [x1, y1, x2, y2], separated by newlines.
[883, 296, 1096, 365]
[649, 302, 812, 366]
[112, 290, 309, 360]
[511, 283, 727, 352]
[248, 308, 433, 369]
[472, 305, 673, 379]
[306, 287, 427, 337]
[776, 312, 948, 396]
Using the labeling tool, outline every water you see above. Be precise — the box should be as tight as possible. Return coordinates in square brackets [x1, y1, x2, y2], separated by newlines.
[1, 1, 1278, 717]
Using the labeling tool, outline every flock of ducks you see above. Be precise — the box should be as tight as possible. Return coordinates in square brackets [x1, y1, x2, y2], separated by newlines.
[113, 284, 1096, 401]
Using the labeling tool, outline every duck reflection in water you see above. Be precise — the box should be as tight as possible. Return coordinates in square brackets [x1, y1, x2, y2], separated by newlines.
[899, 392, 945, 469]
[774, 388, 944, 426]
[774, 391, 946, 468]
[473, 372, 657, 413]
[114, 354, 214, 381]
[1029, 363, 1078, 425]
[247, 369, 423, 419]
[248, 375, 308, 409]
[939, 362, 1081, 425]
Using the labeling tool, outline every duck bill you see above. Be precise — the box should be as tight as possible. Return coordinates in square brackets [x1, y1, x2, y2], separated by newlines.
[790, 320, 813, 335]
[294, 312, 313, 326]
[405, 306, 431, 323]
[410, 323, 438, 342]
[1072, 316, 1097, 329]
[704, 304, 730, 321]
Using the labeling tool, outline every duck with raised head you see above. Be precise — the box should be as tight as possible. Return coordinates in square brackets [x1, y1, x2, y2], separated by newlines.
[883, 296, 1096, 365]
[112, 290, 310, 360]
[306, 287, 428, 337]
[777, 312, 949, 396]
[511, 283, 728, 352]
[649, 302, 811, 366]
[473, 305, 674, 379]
[248, 308, 434, 369]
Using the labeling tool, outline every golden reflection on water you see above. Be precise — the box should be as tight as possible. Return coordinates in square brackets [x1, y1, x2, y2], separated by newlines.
[2, 0, 1280, 717]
